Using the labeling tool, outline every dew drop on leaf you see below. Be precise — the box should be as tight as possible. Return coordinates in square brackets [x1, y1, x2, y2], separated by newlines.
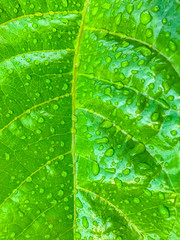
[159, 205, 170, 218]
[122, 168, 130, 175]
[133, 197, 140, 204]
[95, 137, 109, 143]
[53, 104, 59, 110]
[170, 130, 177, 136]
[151, 112, 159, 121]
[58, 190, 64, 197]
[140, 11, 152, 25]
[158, 192, 165, 200]
[105, 168, 116, 173]
[82, 216, 89, 228]
[101, 120, 113, 128]
[105, 148, 114, 157]
[61, 171, 67, 177]
[114, 177, 122, 188]
[169, 40, 176, 51]
[92, 161, 100, 176]
[121, 61, 129, 68]
[38, 117, 44, 123]
[39, 188, 44, 194]
[76, 197, 83, 208]
[126, 3, 134, 14]
[106, 57, 112, 63]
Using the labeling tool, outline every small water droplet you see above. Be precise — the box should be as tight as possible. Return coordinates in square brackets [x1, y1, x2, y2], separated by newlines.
[58, 190, 64, 197]
[61, 171, 67, 177]
[134, 197, 140, 203]
[101, 120, 113, 128]
[122, 168, 130, 175]
[53, 104, 59, 110]
[151, 112, 159, 121]
[76, 197, 83, 208]
[170, 130, 177, 136]
[95, 137, 109, 144]
[38, 117, 44, 123]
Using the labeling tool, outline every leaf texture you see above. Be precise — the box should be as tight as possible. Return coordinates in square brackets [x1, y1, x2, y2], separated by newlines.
[0, 0, 179, 239]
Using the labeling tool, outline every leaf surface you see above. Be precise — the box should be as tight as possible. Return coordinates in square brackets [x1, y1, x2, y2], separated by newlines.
[0, 0, 179, 239]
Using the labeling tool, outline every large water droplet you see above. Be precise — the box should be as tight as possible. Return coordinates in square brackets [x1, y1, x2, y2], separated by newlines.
[114, 177, 122, 188]
[159, 205, 170, 218]
[92, 162, 100, 176]
[105, 148, 114, 157]
[140, 11, 152, 25]
[82, 216, 89, 228]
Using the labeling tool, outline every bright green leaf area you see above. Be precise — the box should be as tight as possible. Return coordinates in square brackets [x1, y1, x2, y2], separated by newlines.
[0, 0, 179, 239]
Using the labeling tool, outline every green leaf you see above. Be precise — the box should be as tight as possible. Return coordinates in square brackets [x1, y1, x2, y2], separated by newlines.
[0, 0, 179, 239]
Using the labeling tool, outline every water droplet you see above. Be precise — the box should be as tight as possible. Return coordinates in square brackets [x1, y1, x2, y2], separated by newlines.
[126, 3, 134, 14]
[92, 161, 100, 176]
[76, 232, 81, 239]
[101, 120, 113, 128]
[140, 11, 152, 25]
[114, 178, 122, 188]
[61, 171, 67, 177]
[26, 74, 31, 80]
[134, 197, 140, 203]
[158, 192, 165, 200]
[151, 6, 160, 12]
[76, 197, 83, 208]
[58, 190, 64, 197]
[146, 28, 153, 38]
[121, 61, 129, 68]
[35, 60, 40, 65]
[122, 168, 130, 175]
[162, 18, 167, 24]
[48, 224, 53, 229]
[62, 83, 68, 90]
[53, 104, 59, 110]
[105, 148, 114, 157]
[139, 46, 151, 56]
[151, 112, 159, 121]
[170, 130, 177, 136]
[106, 57, 112, 63]
[169, 40, 176, 51]
[39, 188, 44, 194]
[105, 168, 116, 173]
[36, 129, 41, 134]
[144, 189, 152, 197]
[159, 205, 170, 218]
[104, 87, 112, 96]
[116, 237, 122, 240]
[137, 1, 143, 10]
[30, 4, 34, 9]
[95, 137, 109, 144]
[38, 117, 44, 123]
[82, 216, 89, 228]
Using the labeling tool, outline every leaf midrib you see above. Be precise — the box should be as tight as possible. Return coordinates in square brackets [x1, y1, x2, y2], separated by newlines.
[72, 0, 90, 239]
